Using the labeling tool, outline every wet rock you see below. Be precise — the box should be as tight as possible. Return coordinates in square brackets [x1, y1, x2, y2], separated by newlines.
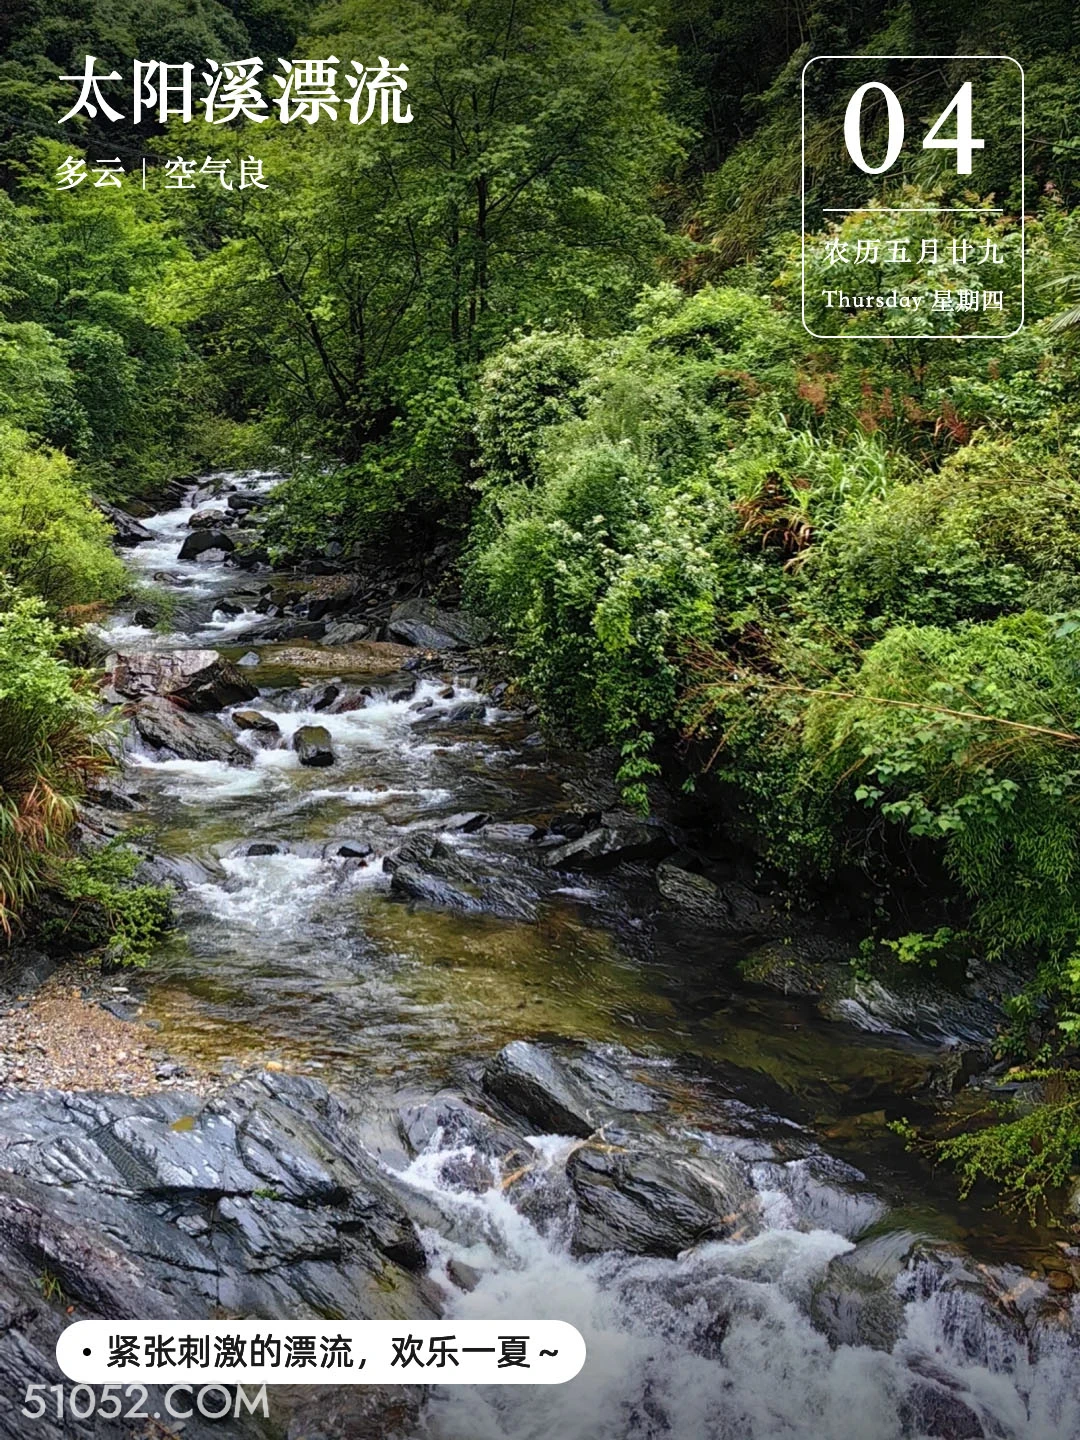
[413, 700, 488, 728]
[336, 841, 373, 859]
[399, 1093, 532, 1170]
[293, 725, 335, 767]
[131, 606, 157, 628]
[85, 779, 140, 812]
[655, 861, 751, 926]
[310, 683, 340, 711]
[567, 1146, 760, 1258]
[388, 678, 417, 702]
[186, 507, 228, 529]
[112, 649, 257, 712]
[821, 975, 1007, 1050]
[226, 491, 264, 513]
[249, 617, 327, 642]
[387, 836, 538, 921]
[132, 697, 254, 766]
[541, 822, 673, 872]
[245, 841, 284, 857]
[441, 812, 492, 834]
[482, 1042, 599, 1138]
[388, 864, 483, 915]
[332, 690, 370, 713]
[759, 1154, 886, 1239]
[447, 1258, 481, 1293]
[0, 1072, 437, 1433]
[285, 1387, 423, 1440]
[547, 809, 602, 841]
[178, 528, 236, 561]
[93, 497, 154, 546]
[323, 620, 375, 645]
[387, 599, 494, 651]
[232, 709, 280, 734]
[898, 1381, 985, 1439]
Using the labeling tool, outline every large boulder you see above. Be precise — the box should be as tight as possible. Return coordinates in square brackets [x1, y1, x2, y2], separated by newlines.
[0, 1073, 437, 1440]
[567, 1146, 760, 1257]
[112, 649, 257, 712]
[93, 497, 154, 546]
[186, 507, 228, 530]
[387, 600, 494, 651]
[132, 697, 253, 765]
[324, 619, 375, 645]
[293, 724, 335, 767]
[178, 528, 235, 561]
[482, 1041, 616, 1138]
[656, 860, 778, 932]
[226, 490, 265, 514]
[482, 1043, 663, 1141]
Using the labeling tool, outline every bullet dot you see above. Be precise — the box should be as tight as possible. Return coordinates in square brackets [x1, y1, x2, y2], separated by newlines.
[153, 1414, 160, 1420]
[82, 1347, 91, 1356]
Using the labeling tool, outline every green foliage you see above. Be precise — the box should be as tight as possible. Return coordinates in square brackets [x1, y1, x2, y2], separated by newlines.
[475, 330, 596, 494]
[45, 836, 172, 967]
[162, 0, 684, 552]
[898, 1069, 1080, 1222]
[0, 424, 127, 609]
[805, 613, 1080, 965]
[807, 440, 1080, 630]
[0, 585, 105, 931]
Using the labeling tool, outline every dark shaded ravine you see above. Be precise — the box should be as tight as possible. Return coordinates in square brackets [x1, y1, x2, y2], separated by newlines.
[84, 471, 1080, 1439]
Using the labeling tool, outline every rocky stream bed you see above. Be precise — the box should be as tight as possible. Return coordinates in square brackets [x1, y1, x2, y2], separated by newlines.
[0, 471, 1078, 1440]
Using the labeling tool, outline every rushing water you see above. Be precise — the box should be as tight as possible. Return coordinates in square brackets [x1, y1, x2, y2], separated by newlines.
[103, 473, 1080, 1440]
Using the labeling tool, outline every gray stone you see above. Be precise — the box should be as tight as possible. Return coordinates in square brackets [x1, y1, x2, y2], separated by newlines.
[132, 697, 254, 765]
[567, 1146, 760, 1257]
[112, 649, 257, 712]
[542, 823, 673, 872]
[0, 1073, 437, 1440]
[293, 725, 335, 767]
[232, 709, 280, 734]
[387, 600, 494, 651]
[93, 497, 154, 546]
[178, 528, 235, 561]
[186, 507, 229, 530]
[482, 1042, 598, 1138]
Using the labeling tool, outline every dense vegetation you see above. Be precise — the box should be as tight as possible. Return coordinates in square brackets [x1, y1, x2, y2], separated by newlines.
[4, 0, 1080, 1210]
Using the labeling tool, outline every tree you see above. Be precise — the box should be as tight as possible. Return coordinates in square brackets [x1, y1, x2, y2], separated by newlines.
[161, 0, 683, 542]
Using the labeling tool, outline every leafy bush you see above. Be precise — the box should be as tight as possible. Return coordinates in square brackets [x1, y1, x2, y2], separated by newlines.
[805, 440, 1080, 630]
[895, 1069, 1080, 1222]
[475, 330, 595, 493]
[804, 612, 1080, 969]
[0, 588, 105, 931]
[44, 836, 171, 967]
[472, 440, 737, 805]
[0, 426, 127, 610]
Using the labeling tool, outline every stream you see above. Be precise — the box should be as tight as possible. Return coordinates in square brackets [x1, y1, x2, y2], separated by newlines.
[96, 472, 1080, 1440]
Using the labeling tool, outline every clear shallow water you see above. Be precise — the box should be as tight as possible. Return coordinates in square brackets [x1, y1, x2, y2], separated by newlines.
[110, 474, 1080, 1440]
